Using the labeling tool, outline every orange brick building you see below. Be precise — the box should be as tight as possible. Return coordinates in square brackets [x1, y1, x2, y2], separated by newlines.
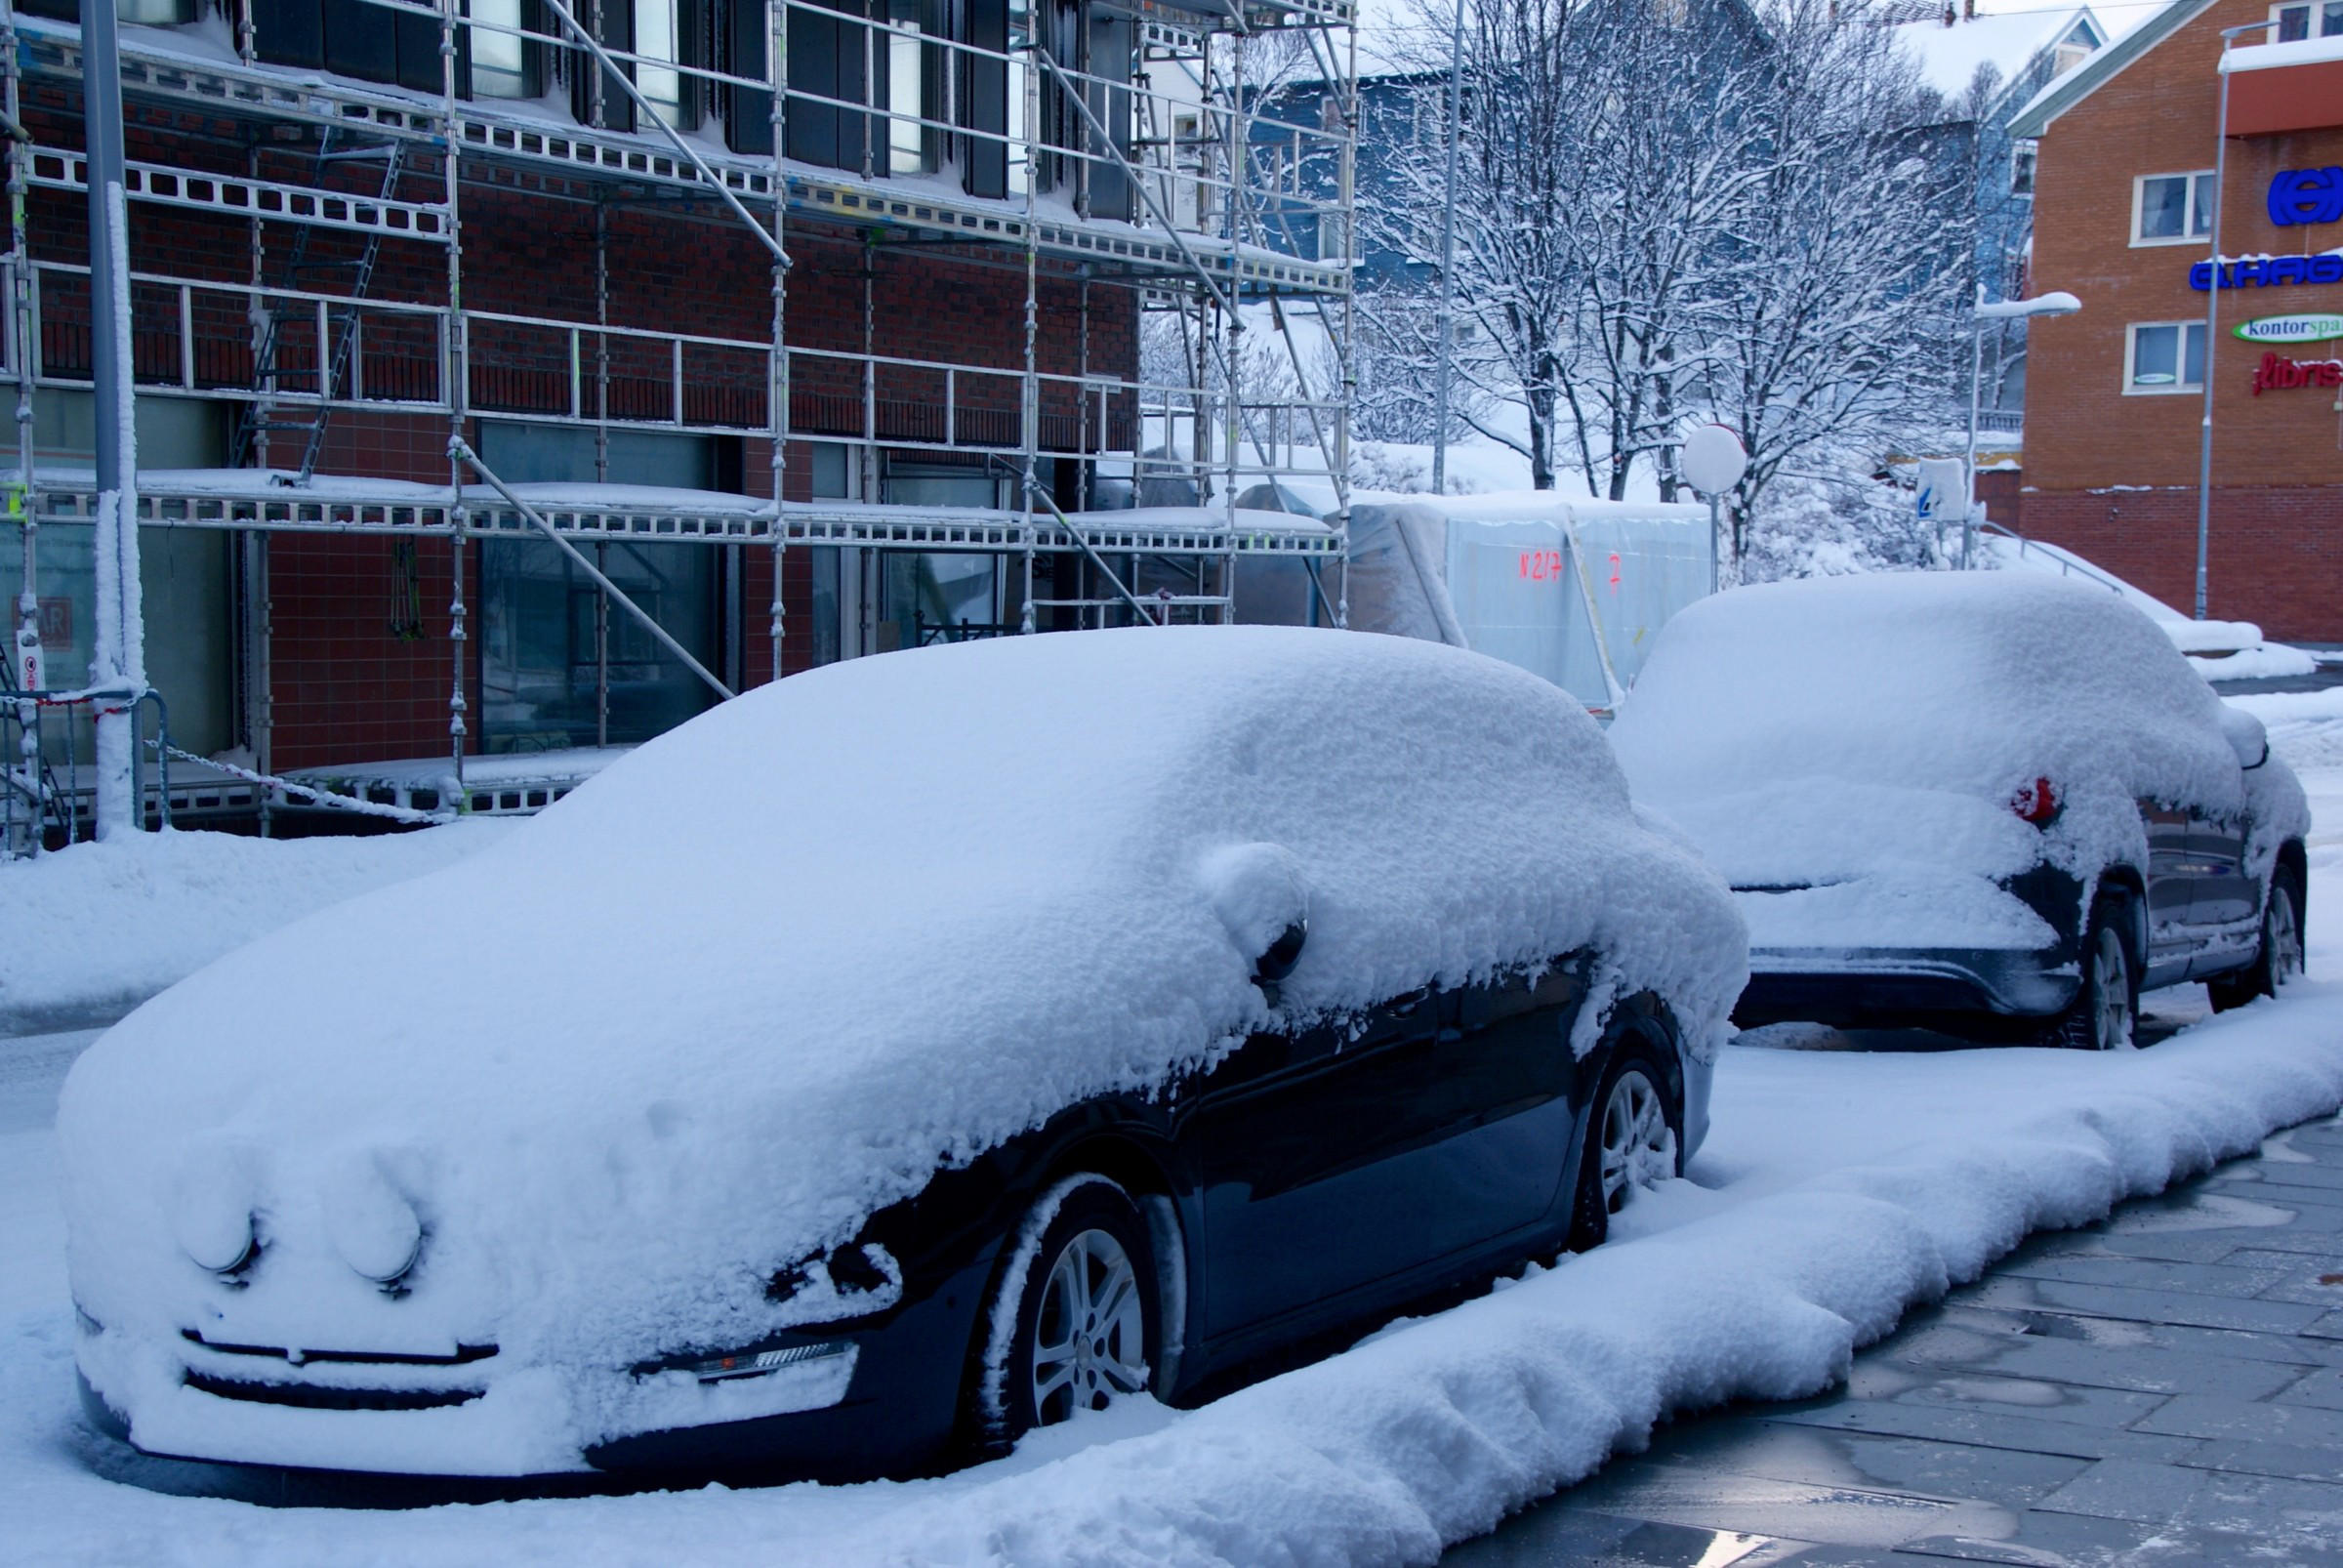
[2010, 0, 2343, 641]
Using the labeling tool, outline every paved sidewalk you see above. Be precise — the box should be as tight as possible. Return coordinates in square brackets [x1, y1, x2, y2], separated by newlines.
[1450, 1106, 2343, 1566]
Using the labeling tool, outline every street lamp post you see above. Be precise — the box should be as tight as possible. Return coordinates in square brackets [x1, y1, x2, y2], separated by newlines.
[2199, 21, 2279, 620]
[1965, 290, 2081, 567]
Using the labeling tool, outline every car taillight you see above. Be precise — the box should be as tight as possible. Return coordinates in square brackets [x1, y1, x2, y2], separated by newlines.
[2012, 776, 2060, 826]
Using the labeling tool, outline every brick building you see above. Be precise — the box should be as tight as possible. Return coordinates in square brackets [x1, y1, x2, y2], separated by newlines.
[4, 0, 1352, 846]
[2010, 0, 2343, 641]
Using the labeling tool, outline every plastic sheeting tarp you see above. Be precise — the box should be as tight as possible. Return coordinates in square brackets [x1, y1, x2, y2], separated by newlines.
[1347, 497, 1711, 710]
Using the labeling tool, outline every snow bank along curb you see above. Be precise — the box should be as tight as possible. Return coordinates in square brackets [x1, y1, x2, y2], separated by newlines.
[13, 990, 2343, 1567]
[0, 823, 514, 1036]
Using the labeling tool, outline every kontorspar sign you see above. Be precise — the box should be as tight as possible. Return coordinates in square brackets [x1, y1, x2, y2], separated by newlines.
[2236, 312, 2343, 344]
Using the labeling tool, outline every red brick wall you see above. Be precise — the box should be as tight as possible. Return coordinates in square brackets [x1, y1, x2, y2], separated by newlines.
[267, 533, 462, 769]
[2024, 0, 2343, 637]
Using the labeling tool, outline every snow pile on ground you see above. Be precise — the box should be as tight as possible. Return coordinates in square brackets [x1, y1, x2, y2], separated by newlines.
[58, 627, 1743, 1468]
[8, 903, 2343, 1563]
[0, 823, 515, 1034]
[1608, 572, 2278, 903]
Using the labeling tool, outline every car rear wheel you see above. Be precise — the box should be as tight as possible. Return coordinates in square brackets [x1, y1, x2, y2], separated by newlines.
[974, 1176, 1160, 1450]
[1566, 1046, 1682, 1252]
[2045, 894, 2137, 1051]
[2210, 871, 2304, 1012]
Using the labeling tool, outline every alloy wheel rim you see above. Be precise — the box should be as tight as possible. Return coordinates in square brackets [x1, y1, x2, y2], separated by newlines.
[1599, 1069, 1675, 1214]
[1030, 1227, 1147, 1425]
[2094, 926, 2132, 1051]
[2275, 887, 2304, 984]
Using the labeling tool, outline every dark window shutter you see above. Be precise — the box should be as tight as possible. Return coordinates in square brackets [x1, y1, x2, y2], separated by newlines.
[724, 0, 775, 155]
[325, 0, 400, 84]
[396, 8, 443, 92]
[1085, 7, 1131, 219]
[253, 0, 327, 66]
[961, 0, 1006, 197]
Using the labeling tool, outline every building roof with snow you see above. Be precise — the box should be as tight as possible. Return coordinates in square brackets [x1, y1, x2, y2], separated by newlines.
[2011, 0, 2211, 136]
[1892, 6, 2109, 117]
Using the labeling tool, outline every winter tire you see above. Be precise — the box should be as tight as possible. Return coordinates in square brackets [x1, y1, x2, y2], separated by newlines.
[2211, 868, 2305, 1012]
[2046, 893, 2137, 1051]
[973, 1176, 1160, 1450]
[1565, 1044, 1683, 1253]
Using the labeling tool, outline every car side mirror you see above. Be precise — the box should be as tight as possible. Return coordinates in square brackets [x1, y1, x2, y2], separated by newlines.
[2219, 705, 2270, 770]
[1254, 921, 1307, 983]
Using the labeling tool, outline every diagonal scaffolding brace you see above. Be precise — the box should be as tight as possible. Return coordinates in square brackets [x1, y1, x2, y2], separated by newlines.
[451, 437, 737, 699]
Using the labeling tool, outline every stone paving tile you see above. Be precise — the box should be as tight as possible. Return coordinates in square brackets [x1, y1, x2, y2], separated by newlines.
[2198, 1227, 2343, 1259]
[2029, 1458, 2209, 1524]
[1891, 1513, 2343, 1567]
[1961, 1272, 2330, 1333]
[2181, 1436, 2343, 1482]
[1764, 1393, 2205, 1464]
[1929, 1301, 2343, 1366]
[1883, 1328, 2306, 1399]
[1549, 1464, 2009, 1551]
[2130, 1390, 2343, 1445]
[1440, 1505, 1796, 1567]
[1635, 1416, 2094, 1509]
[2277, 1365, 2343, 1410]
[1861, 1371, 2173, 1432]
[1988, 1251, 2294, 1300]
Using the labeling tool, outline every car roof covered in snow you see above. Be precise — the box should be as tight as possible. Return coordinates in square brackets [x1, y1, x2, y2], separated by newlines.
[1612, 571, 2240, 809]
[60, 626, 1742, 1403]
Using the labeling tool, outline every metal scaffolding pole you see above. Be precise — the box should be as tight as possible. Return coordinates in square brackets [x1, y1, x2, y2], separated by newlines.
[768, 0, 791, 681]
[442, 0, 470, 791]
[84, 0, 144, 840]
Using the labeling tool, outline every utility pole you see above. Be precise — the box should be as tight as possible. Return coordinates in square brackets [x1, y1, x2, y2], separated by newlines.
[1428, 0, 1464, 497]
[86, 0, 145, 840]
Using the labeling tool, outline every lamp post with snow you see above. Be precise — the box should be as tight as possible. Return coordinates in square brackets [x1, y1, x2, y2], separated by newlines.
[2199, 20, 2280, 619]
[1964, 289, 2080, 568]
[1681, 424, 1747, 593]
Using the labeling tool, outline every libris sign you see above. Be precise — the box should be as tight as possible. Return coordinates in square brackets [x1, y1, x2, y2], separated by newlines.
[2249, 351, 2343, 394]
[2237, 312, 2343, 344]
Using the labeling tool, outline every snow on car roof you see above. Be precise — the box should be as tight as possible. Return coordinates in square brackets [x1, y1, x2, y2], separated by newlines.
[1612, 571, 2241, 811]
[60, 627, 1741, 1426]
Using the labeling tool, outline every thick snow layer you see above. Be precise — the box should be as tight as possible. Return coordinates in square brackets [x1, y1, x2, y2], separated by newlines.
[0, 823, 515, 1033]
[56, 627, 1744, 1466]
[1609, 573, 2282, 901]
[9, 843, 2343, 1561]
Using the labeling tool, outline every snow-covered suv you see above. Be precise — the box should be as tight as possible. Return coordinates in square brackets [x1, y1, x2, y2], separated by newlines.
[60, 626, 1743, 1481]
[1610, 571, 2309, 1050]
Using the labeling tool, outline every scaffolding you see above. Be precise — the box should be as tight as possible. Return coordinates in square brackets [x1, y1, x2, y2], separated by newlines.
[1, 0, 1357, 847]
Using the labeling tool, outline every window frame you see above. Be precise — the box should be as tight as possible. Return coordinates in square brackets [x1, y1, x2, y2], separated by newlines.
[2271, 0, 2343, 42]
[2130, 170, 2216, 248]
[2123, 320, 2208, 396]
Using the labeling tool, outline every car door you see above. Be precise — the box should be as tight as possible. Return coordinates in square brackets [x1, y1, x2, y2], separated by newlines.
[1184, 963, 1583, 1339]
[2140, 802, 2200, 978]
[2187, 805, 2259, 937]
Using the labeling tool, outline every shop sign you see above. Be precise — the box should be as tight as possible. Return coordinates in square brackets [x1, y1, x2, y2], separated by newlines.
[2249, 350, 2343, 394]
[2191, 254, 2343, 290]
[2237, 312, 2343, 343]
[2270, 167, 2343, 227]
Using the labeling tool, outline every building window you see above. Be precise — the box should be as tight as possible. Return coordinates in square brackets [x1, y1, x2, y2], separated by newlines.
[2011, 140, 2037, 197]
[634, 0, 685, 126]
[2126, 321, 2207, 393]
[2133, 171, 2214, 245]
[2274, 0, 2343, 41]
[468, 0, 543, 100]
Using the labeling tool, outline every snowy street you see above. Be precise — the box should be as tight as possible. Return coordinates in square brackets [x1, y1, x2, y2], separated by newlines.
[5, 747, 2343, 1565]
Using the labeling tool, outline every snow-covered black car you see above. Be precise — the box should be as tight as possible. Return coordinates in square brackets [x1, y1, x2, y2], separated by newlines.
[1610, 572, 2309, 1052]
[59, 627, 1743, 1481]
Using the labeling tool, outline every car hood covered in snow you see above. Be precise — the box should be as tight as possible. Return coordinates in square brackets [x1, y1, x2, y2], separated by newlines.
[1609, 572, 2281, 911]
[59, 626, 1743, 1461]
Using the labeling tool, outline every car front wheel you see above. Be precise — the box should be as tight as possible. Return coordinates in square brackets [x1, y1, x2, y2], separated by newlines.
[974, 1176, 1160, 1450]
[2210, 871, 2305, 1012]
[1566, 1045, 1683, 1252]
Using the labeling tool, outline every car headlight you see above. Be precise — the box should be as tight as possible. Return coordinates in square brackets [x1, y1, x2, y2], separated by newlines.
[170, 1144, 259, 1276]
[326, 1165, 424, 1286]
